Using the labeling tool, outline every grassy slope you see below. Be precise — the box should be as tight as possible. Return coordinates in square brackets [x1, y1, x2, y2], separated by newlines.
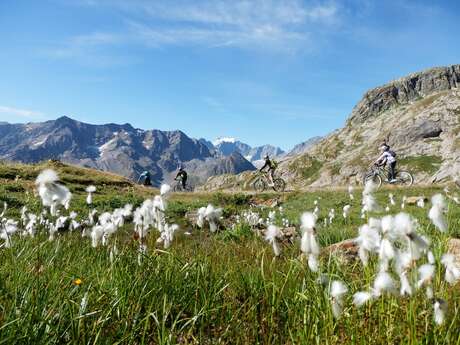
[0, 162, 460, 344]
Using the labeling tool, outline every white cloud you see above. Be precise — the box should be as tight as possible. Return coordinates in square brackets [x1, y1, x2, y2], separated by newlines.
[0, 105, 45, 120]
[50, 0, 339, 58]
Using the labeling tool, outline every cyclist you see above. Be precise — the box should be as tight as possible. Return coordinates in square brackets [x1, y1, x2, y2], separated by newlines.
[375, 143, 397, 183]
[260, 155, 277, 187]
[138, 170, 152, 186]
[175, 166, 188, 189]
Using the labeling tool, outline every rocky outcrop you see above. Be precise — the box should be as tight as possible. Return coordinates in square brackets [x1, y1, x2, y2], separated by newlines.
[348, 65, 460, 125]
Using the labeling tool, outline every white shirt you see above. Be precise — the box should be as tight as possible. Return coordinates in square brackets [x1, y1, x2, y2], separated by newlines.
[377, 151, 396, 164]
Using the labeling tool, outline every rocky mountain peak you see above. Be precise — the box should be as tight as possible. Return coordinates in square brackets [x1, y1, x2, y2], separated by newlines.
[0, 117, 256, 186]
[348, 64, 460, 126]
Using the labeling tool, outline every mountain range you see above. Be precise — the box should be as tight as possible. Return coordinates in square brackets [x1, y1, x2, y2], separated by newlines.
[0, 116, 256, 186]
[0, 114, 318, 186]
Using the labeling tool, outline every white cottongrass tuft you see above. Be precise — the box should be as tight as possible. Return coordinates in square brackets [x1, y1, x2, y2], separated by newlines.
[352, 291, 374, 307]
[373, 271, 397, 296]
[362, 180, 380, 213]
[329, 280, 348, 319]
[356, 224, 380, 266]
[428, 194, 447, 232]
[348, 185, 354, 200]
[86, 185, 96, 205]
[399, 271, 413, 296]
[204, 204, 222, 232]
[389, 193, 395, 206]
[265, 225, 282, 257]
[0, 219, 19, 248]
[160, 184, 171, 196]
[433, 299, 447, 326]
[35, 169, 72, 210]
[441, 254, 460, 285]
[417, 264, 435, 293]
[342, 205, 351, 219]
[196, 207, 206, 228]
[161, 223, 179, 249]
[300, 212, 320, 271]
[417, 198, 425, 208]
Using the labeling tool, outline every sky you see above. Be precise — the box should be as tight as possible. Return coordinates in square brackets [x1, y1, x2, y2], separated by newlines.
[0, 0, 459, 151]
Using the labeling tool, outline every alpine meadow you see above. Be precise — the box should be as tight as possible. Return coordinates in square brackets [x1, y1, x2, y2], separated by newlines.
[1, 1, 460, 344]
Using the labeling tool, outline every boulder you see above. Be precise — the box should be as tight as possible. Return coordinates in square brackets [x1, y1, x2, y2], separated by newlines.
[405, 196, 428, 205]
[447, 238, 460, 265]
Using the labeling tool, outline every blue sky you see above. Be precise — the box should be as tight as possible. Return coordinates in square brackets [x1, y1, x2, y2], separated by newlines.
[0, 0, 459, 150]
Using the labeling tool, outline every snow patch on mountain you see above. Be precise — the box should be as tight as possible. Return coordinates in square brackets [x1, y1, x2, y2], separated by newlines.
[213, 137, 236, 146]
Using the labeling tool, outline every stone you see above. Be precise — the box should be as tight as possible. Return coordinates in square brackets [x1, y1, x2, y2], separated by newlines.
[405, 196, 428, 205]
[447, 238, 460, 265]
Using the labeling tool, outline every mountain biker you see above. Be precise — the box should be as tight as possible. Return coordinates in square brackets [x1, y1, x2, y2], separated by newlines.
[138, 171, 152, 186]
[175, 166, 188, 189]
[260, 155, 277, 187]
[375, 143, 397, 183]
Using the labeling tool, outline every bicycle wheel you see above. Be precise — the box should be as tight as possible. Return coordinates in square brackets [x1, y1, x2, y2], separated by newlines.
[363, 173, 382, 187]
[173, 184, 182, 192]
[273, 178, 286, 192]
[396, 171, 413, 186]
[253, 178, 266, 192]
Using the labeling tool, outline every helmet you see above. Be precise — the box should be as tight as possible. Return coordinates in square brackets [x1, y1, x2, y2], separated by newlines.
[380, 144, 389, 152]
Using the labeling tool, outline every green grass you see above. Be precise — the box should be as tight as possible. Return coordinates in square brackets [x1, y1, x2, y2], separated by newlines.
[399, 155, 443, 175]
[1, 162, 460, 344]
[289, 154, 324, 182]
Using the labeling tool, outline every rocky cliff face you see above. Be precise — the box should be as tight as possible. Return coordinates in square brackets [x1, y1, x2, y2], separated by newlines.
[348, 65, 460, 125]
[202, 64, 460, 190]
[0, 116, 256, 186]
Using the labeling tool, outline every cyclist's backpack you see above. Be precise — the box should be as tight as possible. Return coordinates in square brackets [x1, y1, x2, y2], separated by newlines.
[389, 150, 397, 158]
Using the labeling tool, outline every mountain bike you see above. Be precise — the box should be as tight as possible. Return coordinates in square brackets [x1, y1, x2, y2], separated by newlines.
[252, 171, 286, 192]
[363, 164, 413, 187]
[172, 178, 193, 192]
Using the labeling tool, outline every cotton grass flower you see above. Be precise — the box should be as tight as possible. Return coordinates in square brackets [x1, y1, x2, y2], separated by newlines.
[433, 299, 448, 325]
[373, 271, 397, 297]
[362, 180, 380, 213]
[401, 196, 407, 209]
[342, 205, 351, 219]
[441, 254, 460, 285]
[328, 209, 335, 224]
[35, 169, 72, 210]
[389, 193, 395, 206]
[0, 219, 18, 248]
[204, 204, 222, 232]
[417, 198, 425, 208]
[356, 224, 380, 266]
[428, 194, 447, 232]
[196, 207, 206, 228]
[353, 291, 374, 307]
[348, 185, 354, 200]
[85, 185, 96, 205]
[329, 280, 348, 319]
[160, 223, 179, 249]
[398, 271, 413, 296]
[300, 212, 320, 272]
[265, 225, 282, 257]
[417, 264, 435, 298]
